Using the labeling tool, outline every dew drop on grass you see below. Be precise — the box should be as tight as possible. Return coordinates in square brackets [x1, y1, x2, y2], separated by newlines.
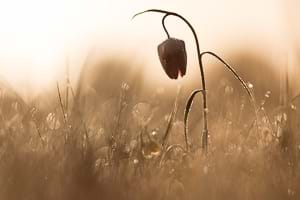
[247, 82, 254, 89]
[133, 159, 139, 164]
[291, 104, 297, 110]
[264, 91, 271, 99]
[151, 130, 158, 136]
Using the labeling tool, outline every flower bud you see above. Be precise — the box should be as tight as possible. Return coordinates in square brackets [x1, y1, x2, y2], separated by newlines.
[157, 38, 187, 79]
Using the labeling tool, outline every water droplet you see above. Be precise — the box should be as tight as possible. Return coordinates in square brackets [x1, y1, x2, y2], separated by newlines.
[247, 82, 253, 89]
[133, 159, 139, 164]
[265, 91, 271, 98]
[291, 104, 297, 110]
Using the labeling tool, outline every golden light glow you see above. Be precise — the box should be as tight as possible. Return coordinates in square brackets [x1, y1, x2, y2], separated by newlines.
[0, 0, 297, 97]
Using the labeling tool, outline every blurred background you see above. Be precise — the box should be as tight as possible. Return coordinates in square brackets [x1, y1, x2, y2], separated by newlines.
[0, 0, 299, 100]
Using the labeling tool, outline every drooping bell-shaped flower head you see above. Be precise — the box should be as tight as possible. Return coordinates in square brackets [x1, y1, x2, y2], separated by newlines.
[158, 38, 187, 79]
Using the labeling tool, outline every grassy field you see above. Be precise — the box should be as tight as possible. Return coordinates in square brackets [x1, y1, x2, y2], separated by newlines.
[0, 50, 299, 200]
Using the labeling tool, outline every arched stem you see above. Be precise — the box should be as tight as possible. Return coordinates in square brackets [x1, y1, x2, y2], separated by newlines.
[162, 14, 170, 38]
[200, 51, 254, 100]
[200, 51, 259, 131]
[133, 9, 209, 154]
[184, 89, 204, 152]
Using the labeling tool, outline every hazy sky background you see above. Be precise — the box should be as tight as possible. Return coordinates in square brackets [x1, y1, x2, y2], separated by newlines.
[0, 0, 298, 96]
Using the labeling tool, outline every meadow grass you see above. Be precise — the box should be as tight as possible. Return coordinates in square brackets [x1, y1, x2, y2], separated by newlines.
[0, 54, 299, 200]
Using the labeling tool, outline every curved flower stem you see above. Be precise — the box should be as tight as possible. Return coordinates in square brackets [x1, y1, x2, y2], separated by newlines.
[184, 89, 205, 152]
[200, 51, 253, 100]
[162, 14, 170, 38]
[200, 51, 259, 130]
[133, 9, 209, 154]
